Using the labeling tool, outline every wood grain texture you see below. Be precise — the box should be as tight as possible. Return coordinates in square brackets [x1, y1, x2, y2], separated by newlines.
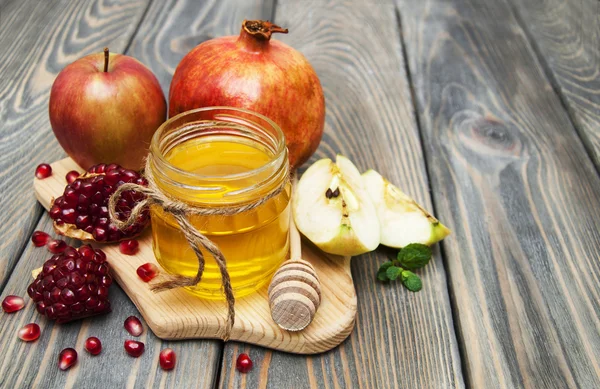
[0, 215, 222, 389]
[510, 0, 600, 170]
[33, 157, 356, 354]
[219, 1, 464, 388]
[397, 0, 600, 387]
[0, 0, 150, 289]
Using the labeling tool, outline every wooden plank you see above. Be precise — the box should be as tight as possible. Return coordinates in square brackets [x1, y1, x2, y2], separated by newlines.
[0, 215, 221, 389]
[510, 0, 600, 169]
[219, 1, 464, 387]
[0, 0, 150, 288]
[396, 0, 600, 387]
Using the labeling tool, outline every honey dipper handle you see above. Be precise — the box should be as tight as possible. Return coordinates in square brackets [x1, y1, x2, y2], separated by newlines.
[289, 172, 302, 260]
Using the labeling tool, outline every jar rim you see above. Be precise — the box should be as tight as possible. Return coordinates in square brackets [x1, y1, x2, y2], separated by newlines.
[150, 106, 287, 181]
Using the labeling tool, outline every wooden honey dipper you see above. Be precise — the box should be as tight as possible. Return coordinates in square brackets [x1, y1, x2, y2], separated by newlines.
[268, 177, 322, 331]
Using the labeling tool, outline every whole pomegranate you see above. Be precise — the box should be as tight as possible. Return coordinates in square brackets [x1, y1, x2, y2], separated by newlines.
[169, 20, 325, 168]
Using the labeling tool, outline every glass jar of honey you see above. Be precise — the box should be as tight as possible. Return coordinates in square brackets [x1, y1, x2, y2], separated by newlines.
[148, 107, 291, 299]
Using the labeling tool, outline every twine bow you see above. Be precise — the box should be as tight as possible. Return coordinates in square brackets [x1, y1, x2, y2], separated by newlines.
[108, 156, 289, 341]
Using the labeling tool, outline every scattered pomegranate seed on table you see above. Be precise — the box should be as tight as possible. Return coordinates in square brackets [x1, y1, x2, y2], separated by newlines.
[136, 263, 158, 282]
[47, 239, 67, 254]
[119, 239, 139, 255]
[236, 353, 253, 373]
[27, 244, 112, 322]
[159, 348, 176, 370]
[31, 231, 51, 247]
[35, 163, 52, 179]
[124, 316, 143, 336]
[124, 340, 145, 357]
[58, 348, 77, 370]
[18, 323, 41, 342]
[65, 170, 80, 183]
[2, 295, 25, 313]
[85, 336, 102, 355]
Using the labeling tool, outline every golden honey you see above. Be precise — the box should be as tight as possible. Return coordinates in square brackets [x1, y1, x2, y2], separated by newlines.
[149, 108, 290, 299]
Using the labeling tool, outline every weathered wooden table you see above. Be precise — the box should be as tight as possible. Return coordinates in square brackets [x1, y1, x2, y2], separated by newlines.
[1, 0, 599, 388]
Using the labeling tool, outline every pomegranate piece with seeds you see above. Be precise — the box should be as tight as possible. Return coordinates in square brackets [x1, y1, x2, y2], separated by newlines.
[65, 170, 80, 184]
[18, 323, 41, 342]
[31, 231, 51, 247]
[124, 340, 145, 357]
[2, 295, 25, 313]
[58, 348, 77, 370]
[119, 239, 139, 255]
[35, 163, 52, 179]
[85, 336, 102, 355]
[136, 263, 158, 282]
[47, 239, 67, 254]
[27, 244, 112, 323]
[49, 163, 149, 243]
[236, 353, 253, 373]
[124, 316, 143, 336]
[159, 348, 176, 370]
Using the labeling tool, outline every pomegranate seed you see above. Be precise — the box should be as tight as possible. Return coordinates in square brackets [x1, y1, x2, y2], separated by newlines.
[47, 239, 67, 254]
[58, 348, 77, 370]
[124, 316, 143, 336]
[136, 263, 158, 282]
[124, 340, 145, 357]
[2, 295, 25, 313]
[65, 170, 80, 184]
[119, 240, 139, 255]
[31, 231, 51, 247]
[85, 336, 102, 355]
[35, 163, 52, 179]
[18, 323, 41, 342]
[159, 348, 176, 370]
[236, 353, 253, 373]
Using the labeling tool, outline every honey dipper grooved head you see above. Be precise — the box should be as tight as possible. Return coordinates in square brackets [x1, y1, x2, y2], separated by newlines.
[268, 258, 321, 331]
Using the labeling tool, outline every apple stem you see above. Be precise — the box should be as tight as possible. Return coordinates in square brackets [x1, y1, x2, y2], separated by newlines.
[103, 47, 109, 72]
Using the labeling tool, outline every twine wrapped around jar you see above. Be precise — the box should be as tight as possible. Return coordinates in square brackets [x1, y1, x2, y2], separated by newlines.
[107, 156, 290, 341]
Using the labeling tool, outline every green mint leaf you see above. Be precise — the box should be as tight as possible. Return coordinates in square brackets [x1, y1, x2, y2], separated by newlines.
[397, 243, 432, 270]
[379, 261, 394, 270]
[401, 270, 422, 292]
[386, 266, 402, 281]
[377, 269, 389, 282]
[376, 262, 394, 281]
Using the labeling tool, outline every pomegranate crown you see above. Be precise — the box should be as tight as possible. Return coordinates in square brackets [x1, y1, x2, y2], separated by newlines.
[242, 20, 288, 40]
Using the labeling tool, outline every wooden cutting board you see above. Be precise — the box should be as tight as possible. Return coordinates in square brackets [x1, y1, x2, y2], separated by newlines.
[33, 158, 357, 354]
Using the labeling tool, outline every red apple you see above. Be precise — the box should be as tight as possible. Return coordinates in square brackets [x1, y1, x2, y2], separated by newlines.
[49, 48, 166, 170]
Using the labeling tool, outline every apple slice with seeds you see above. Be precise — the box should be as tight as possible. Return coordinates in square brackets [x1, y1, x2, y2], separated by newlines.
[293, 155, 380, 256]
[362, 169, 450, 248]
